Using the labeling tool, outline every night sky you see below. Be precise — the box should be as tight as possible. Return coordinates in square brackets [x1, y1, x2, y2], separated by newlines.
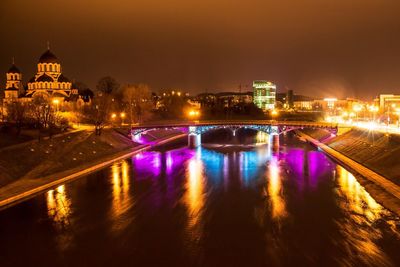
[1, 0, 400, 99]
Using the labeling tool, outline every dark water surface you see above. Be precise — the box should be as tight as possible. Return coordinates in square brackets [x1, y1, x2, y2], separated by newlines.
[1, 133, 400, 267]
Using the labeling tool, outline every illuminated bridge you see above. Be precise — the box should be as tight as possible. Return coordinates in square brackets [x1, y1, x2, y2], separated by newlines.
[131, 120, 338, 148]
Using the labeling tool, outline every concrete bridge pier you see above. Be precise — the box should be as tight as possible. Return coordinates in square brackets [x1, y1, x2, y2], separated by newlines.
[188, 133, 201, 148]
[271, 133, 280, 151]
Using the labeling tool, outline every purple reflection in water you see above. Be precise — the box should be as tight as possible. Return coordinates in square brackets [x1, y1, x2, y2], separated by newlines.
[131, 151, 162, 178]
[308, 151, 332, 188]
[285, 149, 305, 177]
[131, 148, 195, 179]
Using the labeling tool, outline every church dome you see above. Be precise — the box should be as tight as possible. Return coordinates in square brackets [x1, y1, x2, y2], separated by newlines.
[7, 64, 20, 74]
[39, 50, 59, 63]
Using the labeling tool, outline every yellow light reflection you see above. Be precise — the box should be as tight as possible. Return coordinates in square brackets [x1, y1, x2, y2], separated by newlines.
[335, 166, 394, 265]
[46, 185, 71, 226]
[46, 185, 73, 250]
[110, 161, 132, 231]
[268, 158, 287, 219]
[184, 156, 206, 242]
[337, 166, 382, 222]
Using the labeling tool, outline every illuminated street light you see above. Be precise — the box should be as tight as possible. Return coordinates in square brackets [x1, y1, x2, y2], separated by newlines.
[120, 112, 126, 125]
[353, 105, 362, 121]
[368, 105, 379, 122]
[271, 109, 278, 117]
[52, 99, 60, 112]
[188, 109, 200, 119]
[111, 113, 117, 119]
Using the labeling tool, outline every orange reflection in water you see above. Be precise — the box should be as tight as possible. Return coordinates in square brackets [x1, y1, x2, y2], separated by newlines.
[337, 166, 383, 221]
[110, 160, 133, 231]
[46, 184, 73, 250]
[184, 155, 206, 243]
[335, 166, 396, 266]
[268, 158, 287, 219]
[47, 185, 71, 227]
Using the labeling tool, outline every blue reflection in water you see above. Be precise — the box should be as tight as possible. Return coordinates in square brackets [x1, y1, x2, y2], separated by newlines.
[1, 133, 400, 267]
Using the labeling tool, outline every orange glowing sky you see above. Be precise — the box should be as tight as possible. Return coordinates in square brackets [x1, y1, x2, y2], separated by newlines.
[1, 0, 400, 98]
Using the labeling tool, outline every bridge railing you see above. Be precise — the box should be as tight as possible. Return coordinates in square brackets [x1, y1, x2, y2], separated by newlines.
[131, 120, 338, 129]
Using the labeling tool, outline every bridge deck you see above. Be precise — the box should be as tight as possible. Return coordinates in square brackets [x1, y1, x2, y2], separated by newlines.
[131, 120, 338, 129]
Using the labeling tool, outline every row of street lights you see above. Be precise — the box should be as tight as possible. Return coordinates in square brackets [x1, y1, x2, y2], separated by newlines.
[111, 112, 126, 125]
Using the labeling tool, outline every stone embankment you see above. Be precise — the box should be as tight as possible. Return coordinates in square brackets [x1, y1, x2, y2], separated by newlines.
[301, 128, 400, 184]
[297, 128, 400, 215]
[0, 128, 186, 209]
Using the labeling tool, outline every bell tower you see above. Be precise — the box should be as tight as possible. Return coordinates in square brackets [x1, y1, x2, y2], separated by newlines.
[4, 58, 22, 101]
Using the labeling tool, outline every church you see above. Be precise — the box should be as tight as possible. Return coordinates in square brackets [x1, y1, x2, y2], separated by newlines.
[3, 47, 87, 105]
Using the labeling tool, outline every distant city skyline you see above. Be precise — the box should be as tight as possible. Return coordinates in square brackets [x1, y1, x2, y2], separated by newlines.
[1, 0, 400, 100]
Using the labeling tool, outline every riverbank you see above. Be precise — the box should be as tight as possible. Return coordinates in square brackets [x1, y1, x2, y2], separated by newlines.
[297, 128, 400, 215]
[0, 128, 187, 209]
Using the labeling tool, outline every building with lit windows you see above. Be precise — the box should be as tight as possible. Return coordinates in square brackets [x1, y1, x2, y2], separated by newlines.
[25, 49, 77, 100]
[252, 81, 276, 110]
[378, 94, 400, 112]
[3, 62, 23, 103]
[2, 47, 88, 105]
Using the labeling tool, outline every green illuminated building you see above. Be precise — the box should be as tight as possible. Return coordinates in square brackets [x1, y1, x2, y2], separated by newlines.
[253, 80, 276, 110]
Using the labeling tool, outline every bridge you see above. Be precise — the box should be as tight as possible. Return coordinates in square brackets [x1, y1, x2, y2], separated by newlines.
[130, 120, 338, 148]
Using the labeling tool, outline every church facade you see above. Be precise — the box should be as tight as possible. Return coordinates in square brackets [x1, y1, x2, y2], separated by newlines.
[3, 48, 82, 104]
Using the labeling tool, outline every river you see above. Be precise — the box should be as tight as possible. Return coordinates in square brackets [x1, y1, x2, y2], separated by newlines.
[0, 132, 400, 266]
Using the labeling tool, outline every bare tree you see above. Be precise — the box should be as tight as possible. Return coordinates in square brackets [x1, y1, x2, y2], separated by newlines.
[122, 83, 152, 125]
[96, 76, 119, 95]
[84, 92, 113, 135]
[29, 95, 58, 140]
[5, 101, 28, 135]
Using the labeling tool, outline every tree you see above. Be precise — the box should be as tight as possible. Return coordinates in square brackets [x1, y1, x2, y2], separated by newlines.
[96, 76, 119, 95]
[83, 92, 113, 135]
[29, 95, 59, 140]
[121, 84, 153, 124]
[5, 101, 28, 135]
[74, 81, 94, 102]
[157, 90, 190, 120]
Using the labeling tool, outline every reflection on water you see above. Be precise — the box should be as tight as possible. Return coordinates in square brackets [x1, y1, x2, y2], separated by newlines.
[184, 150, 206, 243]
[47, 185, 71, 227]
[267, 156, 287, 219]
[110, 160, 133, 231]
[46, 185, 73, 250]
[335, 166, 394, 266]
[337, 165, 384, 221]
[2, 133, 400, 266]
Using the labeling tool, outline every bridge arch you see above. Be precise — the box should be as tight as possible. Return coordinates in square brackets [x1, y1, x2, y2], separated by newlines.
[130, 121, 338, 147]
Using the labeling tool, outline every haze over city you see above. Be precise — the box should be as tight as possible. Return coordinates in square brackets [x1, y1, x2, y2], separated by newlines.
[1, 0, 400, 99]
[3, 1, 400, 266]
